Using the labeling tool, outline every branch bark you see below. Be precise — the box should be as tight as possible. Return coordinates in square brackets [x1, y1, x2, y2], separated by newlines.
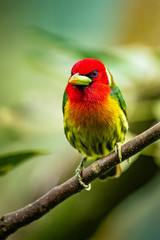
[0, 122, 160, 239]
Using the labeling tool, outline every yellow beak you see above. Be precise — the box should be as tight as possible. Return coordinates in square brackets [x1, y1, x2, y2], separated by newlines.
[68, 73, 92, 86]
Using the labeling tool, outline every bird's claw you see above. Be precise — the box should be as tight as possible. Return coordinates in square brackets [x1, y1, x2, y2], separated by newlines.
[76, 158, 91, 191]
[115, 142, 123, 163]
[115, 143, 130, 163]
[76, 170, 91, 191]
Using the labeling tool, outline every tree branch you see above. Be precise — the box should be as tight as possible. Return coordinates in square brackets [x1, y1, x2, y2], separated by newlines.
[0, 122, 160, 239]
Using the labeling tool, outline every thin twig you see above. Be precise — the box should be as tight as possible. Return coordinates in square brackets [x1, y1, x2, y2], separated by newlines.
[0, 122, 160, 239]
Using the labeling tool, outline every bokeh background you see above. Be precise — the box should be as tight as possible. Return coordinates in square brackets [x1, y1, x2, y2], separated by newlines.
[0, 0, 160, 239]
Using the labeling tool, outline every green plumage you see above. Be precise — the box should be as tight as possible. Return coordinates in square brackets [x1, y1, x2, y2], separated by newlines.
[62, 90, 68, 114]
[110, 85, 127, 118]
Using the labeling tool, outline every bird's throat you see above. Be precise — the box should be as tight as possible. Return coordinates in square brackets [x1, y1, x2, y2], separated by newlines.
[66, 83, 110, 105]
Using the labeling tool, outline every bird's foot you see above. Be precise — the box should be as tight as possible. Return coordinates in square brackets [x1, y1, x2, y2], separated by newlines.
[75, 158, 91, 191]
[115, 142, 123, 163]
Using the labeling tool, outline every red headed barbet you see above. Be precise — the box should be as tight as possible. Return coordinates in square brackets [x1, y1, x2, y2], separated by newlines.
[63, 58, 128, 190]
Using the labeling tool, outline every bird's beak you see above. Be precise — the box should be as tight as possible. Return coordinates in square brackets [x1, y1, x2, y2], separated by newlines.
[68, 73, 92, 86]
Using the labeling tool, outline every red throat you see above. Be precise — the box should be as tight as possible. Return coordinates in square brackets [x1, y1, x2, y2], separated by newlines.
[66, 82, 111, 106]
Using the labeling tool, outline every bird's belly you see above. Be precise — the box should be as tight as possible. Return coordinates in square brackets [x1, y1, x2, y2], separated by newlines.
[64, 98, 128, 159]
[64, 119, 126, 159]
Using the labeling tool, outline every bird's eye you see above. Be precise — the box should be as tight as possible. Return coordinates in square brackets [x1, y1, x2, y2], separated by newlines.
[71, 72, 73, 76]
[90, 70, 98, 78]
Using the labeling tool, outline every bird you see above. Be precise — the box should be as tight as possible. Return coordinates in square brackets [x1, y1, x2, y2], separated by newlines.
[63, 58, 128, 190]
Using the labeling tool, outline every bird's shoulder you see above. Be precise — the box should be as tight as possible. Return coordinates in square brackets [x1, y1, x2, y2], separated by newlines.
[110, 84, 127, 118]
[62, 90, 68, 113]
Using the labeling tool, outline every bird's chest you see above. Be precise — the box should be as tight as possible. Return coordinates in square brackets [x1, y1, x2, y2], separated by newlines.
[65, 96, 119, 129]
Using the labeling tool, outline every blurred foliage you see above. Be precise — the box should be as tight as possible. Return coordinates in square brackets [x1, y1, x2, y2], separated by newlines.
[0, 0, 160, 240]
[0, 150, 46, 176]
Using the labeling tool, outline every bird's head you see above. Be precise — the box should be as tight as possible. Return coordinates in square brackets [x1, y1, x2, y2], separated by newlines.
[66, 58, 114, 103]
[68, 58, 113, 88]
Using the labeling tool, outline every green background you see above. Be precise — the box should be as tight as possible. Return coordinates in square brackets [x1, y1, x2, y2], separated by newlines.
[0, 0, 160, 239]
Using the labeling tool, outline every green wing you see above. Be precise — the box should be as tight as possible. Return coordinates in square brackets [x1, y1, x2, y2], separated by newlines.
[110, 84, 127, 118]
[105, 67, 127, 117]
[62, 90, 68, 114]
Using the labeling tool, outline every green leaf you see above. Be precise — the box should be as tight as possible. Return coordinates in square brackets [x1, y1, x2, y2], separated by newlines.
[0, 150, 47, 176]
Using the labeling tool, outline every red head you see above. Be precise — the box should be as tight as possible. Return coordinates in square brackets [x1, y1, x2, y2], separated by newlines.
[66, 58, 113, 104]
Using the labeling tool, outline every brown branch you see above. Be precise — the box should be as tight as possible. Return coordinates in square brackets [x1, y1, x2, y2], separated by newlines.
[0, 122, 160, 239]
